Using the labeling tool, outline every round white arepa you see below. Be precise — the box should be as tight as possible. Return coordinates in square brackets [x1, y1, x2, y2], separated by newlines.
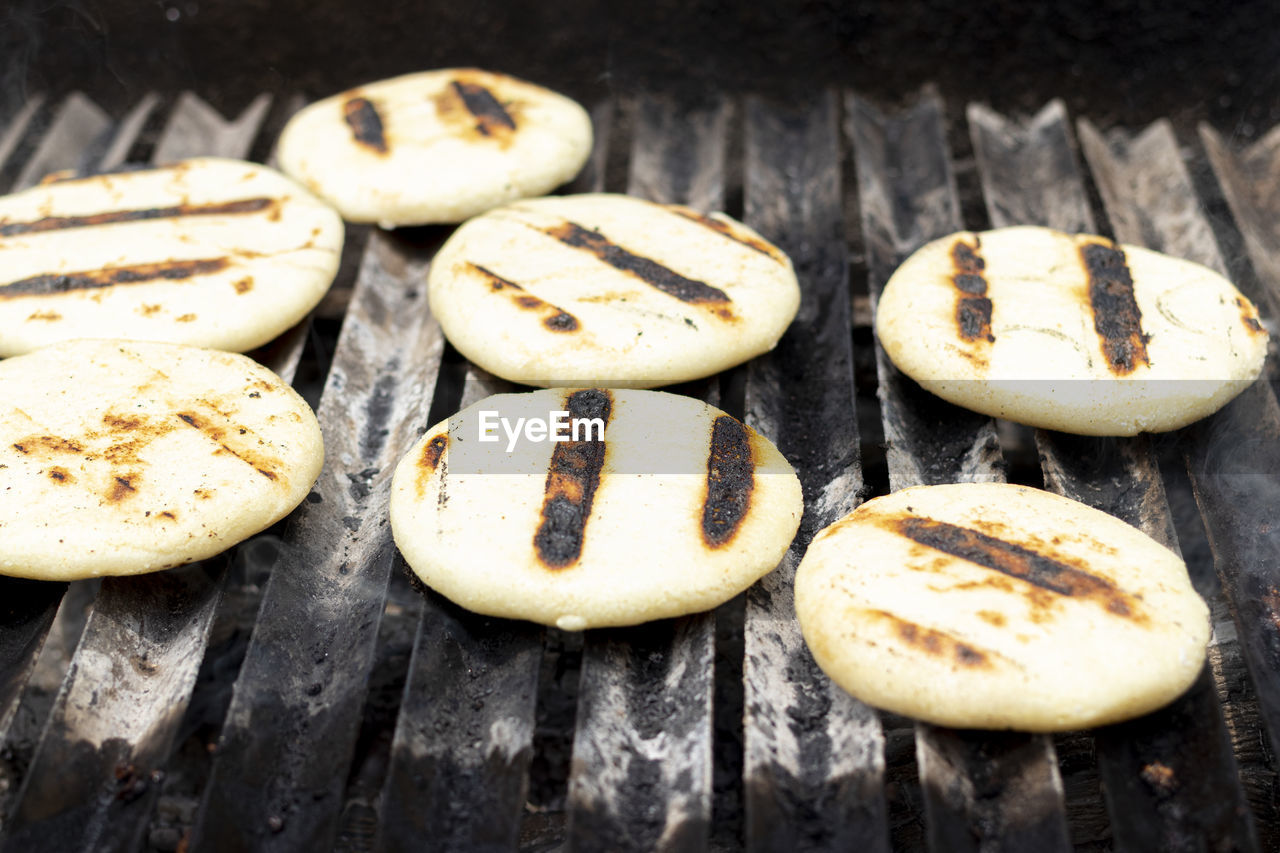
[874, 226, 1269, 435]
[0, 157, 343, 357]
[276, 68, 593, 226]
[796, 483, 1210, 731]
[0, 340, 324, 579]
[427, 193, 801, 387]
[390, 387, 803, 629]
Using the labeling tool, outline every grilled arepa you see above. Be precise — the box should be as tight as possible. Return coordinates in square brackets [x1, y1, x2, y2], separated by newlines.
[0, 340, 323, 580]
[427, 193, 801, 387]
[0, 157, 343, 357]
[795, 483, 1210, 731]
[390, 388, 802, 629]
[874, 226, 1268, 435]
[276, 69, 593, 226]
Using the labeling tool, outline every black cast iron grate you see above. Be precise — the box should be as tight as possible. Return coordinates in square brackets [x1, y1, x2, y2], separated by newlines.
[0, 86, 1278, 853]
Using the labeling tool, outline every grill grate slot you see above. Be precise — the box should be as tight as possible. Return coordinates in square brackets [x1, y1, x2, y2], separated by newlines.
[0, 87, 1277, 853]
[740, 92, 885, 851]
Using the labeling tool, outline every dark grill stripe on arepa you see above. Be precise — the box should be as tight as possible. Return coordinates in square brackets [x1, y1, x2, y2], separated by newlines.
[701, 415, 754, 547]
[950, 237, 994, 343]
[888, 515, 1146, 621]
[861, 608, 996, 669]
[1081, 241, 1150, 374]
[668, 206, 785, 262]
[0, 197, 275, 237]
[0, 258, 230, 298]
[533, 388, 612, 569]
[468, 262, 579, 332]
[342, 96, 389, 154]
[452, 81, 518, 137]
[542, 220, 733, 311]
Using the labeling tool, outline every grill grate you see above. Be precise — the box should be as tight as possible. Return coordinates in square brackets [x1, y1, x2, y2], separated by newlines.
[0, 86, 1277, 852]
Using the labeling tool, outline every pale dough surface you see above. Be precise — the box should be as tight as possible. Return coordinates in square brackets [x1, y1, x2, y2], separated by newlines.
[874, 226, 1269, 435]
[0, 340, 324, 579]
[796, 483, 1210, 731]
[0, 157, 343, 357]
[390, 388, 803, 629]
[277, 68, 593, 226]
[428, 193, 801, 387]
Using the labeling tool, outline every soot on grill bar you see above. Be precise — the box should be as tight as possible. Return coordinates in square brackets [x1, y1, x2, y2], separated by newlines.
[1, 3, 1278, 852]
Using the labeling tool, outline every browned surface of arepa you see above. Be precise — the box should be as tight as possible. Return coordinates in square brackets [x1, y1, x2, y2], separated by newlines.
[796, 483, 1209, 731]
[0, 340, 324, 579]
[0, 157, 343, 357]
[389, 388, 802, 629]
[874, 225, 1268, 435]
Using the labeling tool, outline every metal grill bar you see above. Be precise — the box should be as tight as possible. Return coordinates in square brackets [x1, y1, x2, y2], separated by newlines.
[190, 230, 446, 848]
[740, 92, 885, 851]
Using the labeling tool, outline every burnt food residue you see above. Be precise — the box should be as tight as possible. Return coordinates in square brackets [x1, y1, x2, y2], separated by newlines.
[701, 416, 754, 547]
[469, 262, 580, 332]
[669, 206, 784, 263]
[0, 198, 274, 237]
[951, 238, 994, 344]
[893, 515, 1144, 621]
[1080, 241, 1150, 374]
[533, 389, 612, 569]
[343, 96, 389, 155]
[1, 258, 229, 298]
[544, 221, 733, 317]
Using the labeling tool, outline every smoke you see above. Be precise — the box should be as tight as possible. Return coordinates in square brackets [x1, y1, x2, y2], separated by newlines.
[0, 2, 111, 120]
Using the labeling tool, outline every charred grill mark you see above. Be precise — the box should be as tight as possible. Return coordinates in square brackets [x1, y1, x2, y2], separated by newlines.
[343, 97, 388, 154]
[469, 263, 580, 332]
[0, 258, 230, 298]
[108, 474, 138, 502]
[1236, 296, 1266, 334]
[47, 467, 73, 483]
[0, 198, 274, 237]
[544, 221, 734, 316]
[701, 416, 754, 547]
[421, 434, 448, 471]
[1081, 242, 1150, 374]
[957, 298, 994, 342]
[12, 435, 84, 455]
[534, 389, 612, 569]
[951, 238, 995, 343]
[39, 162, 170, 186]
[863, 609, 993, 668]
[892, 516, 1144, 621]
[175, 410, 280, 482]
[451, 81, 517, 137]
[668, 206, 784, 262]
[417, 433, 448, 499]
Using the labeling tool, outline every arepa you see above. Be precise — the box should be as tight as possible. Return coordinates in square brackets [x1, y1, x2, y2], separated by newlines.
[427, 193, 801, 387]
[0, 340, 324, 580]
[276, 69, 593, 226]
[795, 483, 1210, 731]
[389, 387, 803, 629]
[0, 157, 343, 357]
[874, 225, 1269, 435]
